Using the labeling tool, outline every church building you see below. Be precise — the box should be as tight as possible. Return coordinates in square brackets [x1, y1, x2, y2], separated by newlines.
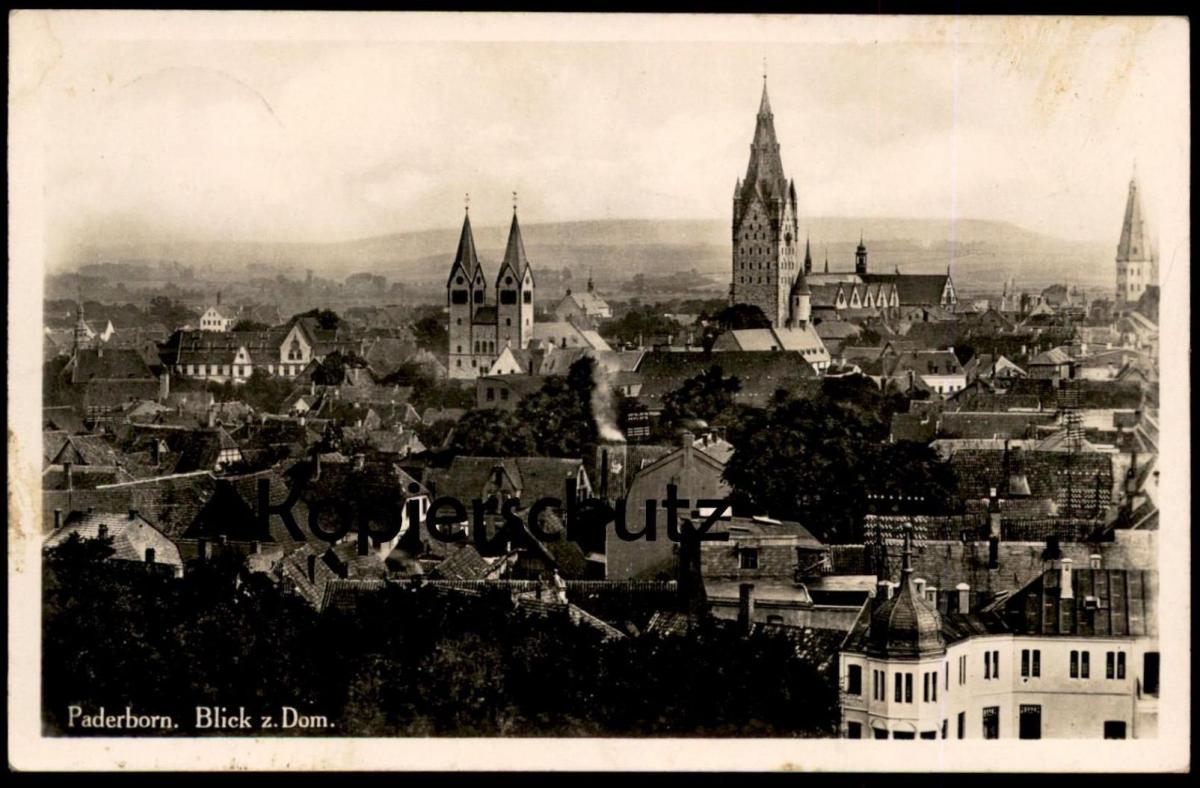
[729, 75, 802, 327]
[447, 203, 536, 379]
[1115, 171, 1157, 307]
[730, 77, 956, 324]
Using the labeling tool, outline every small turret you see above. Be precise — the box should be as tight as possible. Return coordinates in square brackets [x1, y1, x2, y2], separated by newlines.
[787, 271, 812, 329]
[855, 232, 868, 276]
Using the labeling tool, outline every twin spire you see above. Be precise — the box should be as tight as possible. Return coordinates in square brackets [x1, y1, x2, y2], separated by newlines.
[450, 195, 531, 282]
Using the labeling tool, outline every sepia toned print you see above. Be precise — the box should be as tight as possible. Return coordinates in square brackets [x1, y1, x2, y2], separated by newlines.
[7, 11, 1189, 772]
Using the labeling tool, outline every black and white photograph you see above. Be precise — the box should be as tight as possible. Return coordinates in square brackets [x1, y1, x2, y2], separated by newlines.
[6, 10, 1189, 772]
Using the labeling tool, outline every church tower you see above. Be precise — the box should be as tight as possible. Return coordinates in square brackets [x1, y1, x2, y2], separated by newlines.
[496, 201, 535, 350]
[1116, 170, 1156, 306]
[72, 300, 89, 355]
[786, 269, 812, 329]
[731, 73, 800, 327]
[447, 206, 480, 379]
[855, 233, 868, 275]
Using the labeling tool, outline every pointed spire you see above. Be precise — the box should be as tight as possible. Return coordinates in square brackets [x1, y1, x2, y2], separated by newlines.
[587, 269, 595, 293]
[1118, 170, 1151, 261]
[900, 523, 915, 581]
[759, 57, 771, 116]
[501, 206, 529, 272]
[803, 235, 812, 273]
[452, 206, 479, 274]
[824, 247, 829, 274]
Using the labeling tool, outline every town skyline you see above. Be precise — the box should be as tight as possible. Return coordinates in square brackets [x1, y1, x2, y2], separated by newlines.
[33, 14, 1187, 274]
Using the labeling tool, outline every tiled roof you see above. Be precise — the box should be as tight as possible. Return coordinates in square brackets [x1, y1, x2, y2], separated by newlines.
[859, 274, 950, 306]
[1000, 568, 1156, 638]
[68, 348, 156, 383]
[429, 543, 495, 581]
[43, 406, 85, 434]
[936, 411, 1057, 440]
[43, 464, 133, 490]
[44, 510, 181, 567]
[950, 449, 1112, 513]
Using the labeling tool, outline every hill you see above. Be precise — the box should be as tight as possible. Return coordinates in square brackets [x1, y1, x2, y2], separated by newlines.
[66, 217, 1114, 297]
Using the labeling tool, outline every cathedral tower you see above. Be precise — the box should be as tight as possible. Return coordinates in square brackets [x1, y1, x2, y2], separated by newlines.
[496, 203, 535, 350]
[731, 74, 800, 327]
[1116, 170, 1156, 306]
[447, 207, 480, 379]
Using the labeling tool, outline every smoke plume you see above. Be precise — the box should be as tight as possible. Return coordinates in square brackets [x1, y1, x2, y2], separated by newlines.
[590, 358, 626, 443]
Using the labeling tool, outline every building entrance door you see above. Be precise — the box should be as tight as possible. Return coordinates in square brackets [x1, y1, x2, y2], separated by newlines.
[1019, 705, 1041, 740]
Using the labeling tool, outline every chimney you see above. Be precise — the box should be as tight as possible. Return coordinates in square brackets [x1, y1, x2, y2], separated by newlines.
[914, 577, 927, 597]
[307, 554, 318, 583]
[988, 488, 1002, 539]
[1060, 557, 1074, 599]
[63, 461, 73, 491]
[53, 509, 63, 530]
[987, 535, 999, 569]
[1089, 553, 1102, 570]
[737, 583, 755, 636]
[875, 579, 894, 600]
[956, 583, 971, 613]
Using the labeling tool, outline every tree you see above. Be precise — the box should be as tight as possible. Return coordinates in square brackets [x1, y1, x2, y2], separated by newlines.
[660, 365, 742, 431]
[713, 303, 771, 331]
[599, 305, 685, 347]
[411, 315, 447, 353]
[447, 408, 536, 456]
[723, 381, 956, 543]
[292, 308, 342, 331]
[515, 356, 599, 457]
[231, 319, 270, 332]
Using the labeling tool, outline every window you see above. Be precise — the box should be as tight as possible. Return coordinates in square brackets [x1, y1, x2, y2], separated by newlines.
[892, 731, 915, 740]
[500, 389, 509, 401]
[1104, 721, 1127, 739]
[1019, 705, 1041, 740]
[1081, 651, 1090, 679]
[847, 665, 862, 696]
[873, 728, 888, 740]
[905, 673, 913, 703]
[500, 290, 517, 305]
[993, 650, 1000, 679]
[523, 291, 532, 304]
[145, 548, 155, 563]
[982, 707, 999, 739]
[957, 712, 965, 739]
[486, 387, 495, 402]
[942, 720, 948, 739]
[919, 731, 937, 740]
[846, 722, 862, 739]
[945, 662, 949, 691]
[1143, 652, 1159, 695]
[1022, 649, 1040, 678]
[984, 651, 991, 679]
[474, 290, 484, 303]
[894, 673, 903, 703]
[1070, 650, 1080, 679]
[959, 655, 966, 685]
[739, 548, 759, 569]
[1107, 652, 1115, 680]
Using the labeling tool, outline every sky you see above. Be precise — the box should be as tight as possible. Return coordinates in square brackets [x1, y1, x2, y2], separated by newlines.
[13, 12, 1190, 271]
